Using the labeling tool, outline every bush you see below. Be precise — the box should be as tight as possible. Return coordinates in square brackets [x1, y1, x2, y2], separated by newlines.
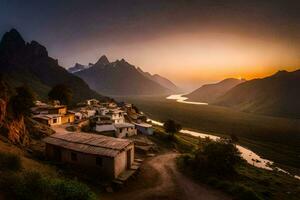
[193, 140, 242, 175]
[14, 171, 48, 200]
[48, 178, 96, 200]
[0, 152, 21, 171]
[230, 183, 263, 200]
[0, 170, 96, 200]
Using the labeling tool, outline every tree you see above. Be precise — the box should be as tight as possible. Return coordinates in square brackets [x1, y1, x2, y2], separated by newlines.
[194, 140, 242, 175]
[163, 119, 182, 139]
[48, 84, 72, 105]
[9, 86, 35, 117]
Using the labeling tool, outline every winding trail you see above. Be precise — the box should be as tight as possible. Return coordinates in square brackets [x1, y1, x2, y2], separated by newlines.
[104, 153, 231, 200]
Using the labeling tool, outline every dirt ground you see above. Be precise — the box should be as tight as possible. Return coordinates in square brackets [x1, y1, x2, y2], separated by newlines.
[102, 152, 231, 200]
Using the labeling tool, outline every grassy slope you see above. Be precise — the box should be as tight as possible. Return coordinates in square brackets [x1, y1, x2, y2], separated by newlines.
[117, 96, 300, 171]
[0, 139, 57, 176]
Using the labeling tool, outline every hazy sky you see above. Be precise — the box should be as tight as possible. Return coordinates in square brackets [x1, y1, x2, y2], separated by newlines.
[1, 0, 300, 90]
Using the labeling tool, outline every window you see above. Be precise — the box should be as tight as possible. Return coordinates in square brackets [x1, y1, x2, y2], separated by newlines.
[53, 118, 57, 123]
[96, 157, 103, 166]
[71, 152, 77, 161]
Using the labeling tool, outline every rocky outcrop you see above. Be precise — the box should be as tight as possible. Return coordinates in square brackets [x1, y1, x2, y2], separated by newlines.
[6, 116, 30, 146]
[0, 99, 6, 124]
[0, 98, 29, 146]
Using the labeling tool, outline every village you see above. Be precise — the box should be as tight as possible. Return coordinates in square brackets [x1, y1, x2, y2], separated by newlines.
[31, 98, 157, 186]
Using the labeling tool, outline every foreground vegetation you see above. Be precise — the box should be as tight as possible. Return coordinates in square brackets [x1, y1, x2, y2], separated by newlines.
[151, 127, 300, 200]
[0, 145, 96, 200]
[118, 96, 300, 172]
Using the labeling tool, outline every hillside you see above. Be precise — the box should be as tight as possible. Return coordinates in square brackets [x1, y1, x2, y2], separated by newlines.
[74, 55, 171, 96]
[0, 29, 105, 103]
[215, 70, 300, 118]
[185, 78, 245, 103]
[137, 67, 179, 92]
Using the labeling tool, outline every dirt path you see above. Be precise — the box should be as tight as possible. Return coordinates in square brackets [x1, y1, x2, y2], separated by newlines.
[103, 153, 231, 200]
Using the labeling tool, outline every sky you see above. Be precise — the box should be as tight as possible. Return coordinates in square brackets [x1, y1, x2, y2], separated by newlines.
[1, 0, 300, 90]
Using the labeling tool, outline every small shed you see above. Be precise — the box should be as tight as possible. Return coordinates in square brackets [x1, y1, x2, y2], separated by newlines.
[43, 132, 134, 179]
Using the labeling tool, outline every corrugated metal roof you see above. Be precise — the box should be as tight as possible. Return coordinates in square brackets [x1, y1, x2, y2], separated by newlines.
[43, 132, 132, 157]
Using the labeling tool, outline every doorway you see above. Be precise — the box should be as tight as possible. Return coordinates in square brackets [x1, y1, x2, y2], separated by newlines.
[126, 149, 132, 169]
[53, 147, 62, 162]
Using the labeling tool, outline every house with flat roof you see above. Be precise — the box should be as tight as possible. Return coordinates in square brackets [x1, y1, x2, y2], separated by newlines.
[33, 114, 62, 126]
[43, 132, 135, 179]
[107, 109, 125, 124]
[95, 122, 137, 138]
[114, 123, 137, 138]
[135, 123, 154, 135]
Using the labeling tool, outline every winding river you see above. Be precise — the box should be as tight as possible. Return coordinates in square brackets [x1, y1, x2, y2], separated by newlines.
[166, 94, 208, 105]
[147, 94, 300, 180]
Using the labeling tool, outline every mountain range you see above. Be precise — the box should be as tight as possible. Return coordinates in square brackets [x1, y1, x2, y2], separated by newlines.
[185, 70, 300, 118]
[72, 56, 178, 96]
[185, 78, 245, 103]
[215, 70, 300, 118]
[0, 29, 105, 103]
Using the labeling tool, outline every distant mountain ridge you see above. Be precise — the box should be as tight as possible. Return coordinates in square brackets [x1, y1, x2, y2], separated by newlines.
[185, 78, 245, 103]
[215, 70, 300, 118]
[0, 29, 105, 103]
[74, 55, 177, 96]
[137, 67, 179, 92]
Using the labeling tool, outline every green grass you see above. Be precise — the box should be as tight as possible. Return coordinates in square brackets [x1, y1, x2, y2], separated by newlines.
[151, 126, 300, 200]
[168, 131, 300, 200]
[116, 96, 300, 171]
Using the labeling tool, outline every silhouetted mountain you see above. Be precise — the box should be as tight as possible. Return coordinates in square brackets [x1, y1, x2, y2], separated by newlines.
[185, 78, 245, 103]
[74, 56, 171, 96]
[0, 29, 105, 103]
[94, 55, 109, 66]
[215, 70, 300, 118]
[137, 67, 179, 92]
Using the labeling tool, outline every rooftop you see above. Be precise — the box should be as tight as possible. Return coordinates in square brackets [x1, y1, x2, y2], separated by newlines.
[134, 122, 153, 128]
[43, 132, 132, 157]
[114, 123, 135, 128]
[33, 114, 61, 120]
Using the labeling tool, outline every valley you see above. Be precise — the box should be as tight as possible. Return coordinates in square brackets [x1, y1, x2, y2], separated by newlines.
[116, 95, 300, 173]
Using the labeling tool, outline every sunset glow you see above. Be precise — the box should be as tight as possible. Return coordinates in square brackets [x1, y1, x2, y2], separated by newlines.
[1, 0, 300, 90]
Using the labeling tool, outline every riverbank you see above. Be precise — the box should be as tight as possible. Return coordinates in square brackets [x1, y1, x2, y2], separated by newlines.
[115, 95, 300, 174]
[150, 126, 300, 200]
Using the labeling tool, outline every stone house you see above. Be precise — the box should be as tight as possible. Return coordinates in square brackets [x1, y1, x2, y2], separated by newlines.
[43, 132, 134, 179]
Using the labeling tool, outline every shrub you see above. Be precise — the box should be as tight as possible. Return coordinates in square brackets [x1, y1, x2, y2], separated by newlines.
[193, 140, 242, 175]
[48, 178, 96, 200]
[230, 183, 263, 200]
[0, 152, 21, 171]
[14, 171, 48, 200]
[0, 170, 96, 200]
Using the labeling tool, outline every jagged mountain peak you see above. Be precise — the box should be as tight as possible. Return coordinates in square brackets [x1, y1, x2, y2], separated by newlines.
[0, 28, 26, 51]
[95, 55, 109, 66]
[27, 40, 48, 57]
[0, 29, 105, 102]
